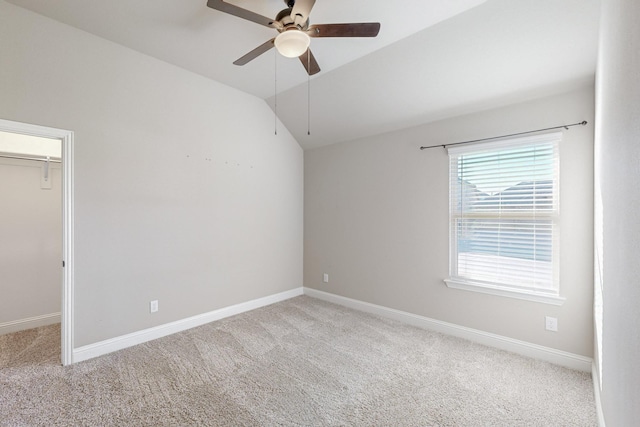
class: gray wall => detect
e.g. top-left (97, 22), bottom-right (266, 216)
top-left (305, 87), bottom-right (594, 357)
top-left (594, 0), bottom-right (640, 423)
top-left (0, 158), bottom-right (61, 328)
top-left (0, 1), bottom-right (303, 347)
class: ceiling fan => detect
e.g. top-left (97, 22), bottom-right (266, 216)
top-left (206, 0), bottom-right (381, 75)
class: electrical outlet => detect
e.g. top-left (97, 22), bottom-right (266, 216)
top-left (323, 273), bottom-right (329, 283)
top-left (545, 316), bottom-right (558, 332)
top-left (150, 300), bottom-right (159, 313)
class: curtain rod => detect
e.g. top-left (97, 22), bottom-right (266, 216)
top-left (419, 120), bottom-right (588, 151)
top-left (0, 154), bottom-right (61, 163)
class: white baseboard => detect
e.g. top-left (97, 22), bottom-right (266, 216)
top-left (73, 287), bottom-right (304, 364)
top-left (304, 288), bottom-right (593, 372)
top-left (0, 312), bottom-right (61, 336)
top-left (592, 361), bottom-right (606, 426)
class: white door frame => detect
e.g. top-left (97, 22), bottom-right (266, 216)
top-left (0, 118), bottom-right (74, 365)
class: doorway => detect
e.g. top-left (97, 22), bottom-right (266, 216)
top-left (0, 119), bottom-right (74, 366)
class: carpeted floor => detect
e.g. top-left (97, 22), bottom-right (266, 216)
top-left (0, 296), bottom-right (596, 426)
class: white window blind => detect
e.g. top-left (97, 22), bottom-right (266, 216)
top-left (446, 133), bottom-right (561, 300)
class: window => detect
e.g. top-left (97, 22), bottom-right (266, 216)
top-left (445, 133), bottom-right (564, 305)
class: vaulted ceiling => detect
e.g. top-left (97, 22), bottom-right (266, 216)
top-left (6, 0), bottom-right (601, 149)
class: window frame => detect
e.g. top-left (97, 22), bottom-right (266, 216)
top-left (444, 132), bottom-right (565, 306)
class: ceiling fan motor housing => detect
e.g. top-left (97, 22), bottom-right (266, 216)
top-left (275, 8), bottom-right (308, 31)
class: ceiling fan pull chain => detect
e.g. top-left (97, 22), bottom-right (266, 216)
top-left (307, 49), bottom-right (311, 136)
top-left (274, 48), bottom-right (278, 136)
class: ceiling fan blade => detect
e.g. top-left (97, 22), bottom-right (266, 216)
top-left (207, 0), bottom-right (274, 28)
top-left (233, 38), bottom-right (275, 66)
top-left (307, 23), bottom-right (381, 38)
top-left (291, 0), bottom-right (316, 26)
top-left (298, 49), bottom-right (321, 76)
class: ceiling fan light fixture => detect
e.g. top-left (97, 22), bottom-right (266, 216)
top-left (274, 30), bottom-right (310, 58)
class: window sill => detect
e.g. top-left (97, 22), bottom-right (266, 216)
top-left (444, 279), bottom-right (566, 306)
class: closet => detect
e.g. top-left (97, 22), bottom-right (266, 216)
top-left (0, 131), bottom-right (62, 335)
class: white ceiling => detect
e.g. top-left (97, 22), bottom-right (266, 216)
top-left (6, 0), bottom-right (601, 149)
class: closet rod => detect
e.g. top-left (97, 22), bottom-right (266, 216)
top-left (0, 154), bottom-right (61, 163)
top-left (419, 120), bottom-right (588, 150)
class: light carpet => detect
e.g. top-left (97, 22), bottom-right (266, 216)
top-left (0, 296), bottom-right (596, 426)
